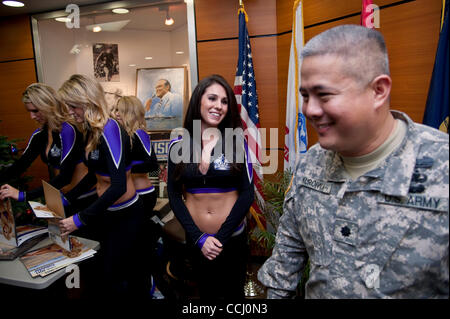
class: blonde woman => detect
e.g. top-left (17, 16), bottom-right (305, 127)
top-left (57, 74), bottom-right (148, 296)
top-left (113, 96), bottom-right (158, 216)
top-left (0, 83), bottom-right (87, 210)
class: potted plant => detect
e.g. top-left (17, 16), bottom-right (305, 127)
top-left (250, 169), bottom-right (310, 298)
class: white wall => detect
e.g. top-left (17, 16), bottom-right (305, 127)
top-left (38, 19), bottom-right (190, 98)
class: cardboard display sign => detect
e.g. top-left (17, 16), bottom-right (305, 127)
top-left (28, 181), bottom-right (72, 251)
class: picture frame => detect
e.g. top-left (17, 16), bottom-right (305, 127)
top-left (93, 43), bottom-right (120, 82)
top-left (136, 66), bottom-right (188, 132)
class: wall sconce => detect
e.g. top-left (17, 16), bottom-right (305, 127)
top-left (165, 11), bottom-right (174, 26)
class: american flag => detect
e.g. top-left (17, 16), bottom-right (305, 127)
top-left (234, 8), bottom-right (266, 230)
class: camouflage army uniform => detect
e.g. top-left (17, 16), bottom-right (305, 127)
top-left (258, 111), bottom-right (449, 298)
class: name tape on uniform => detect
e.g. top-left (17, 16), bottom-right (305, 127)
top-left (379, 194), bottom-right (449, 212)
top-left (300, 177), bottom-right (332, 194)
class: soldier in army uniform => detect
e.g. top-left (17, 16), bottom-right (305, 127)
top-left (258, 25), bottom-right (449, 298)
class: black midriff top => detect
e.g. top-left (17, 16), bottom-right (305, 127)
top-left (167, 136), bottom-right (254, 246)
top-left (130, 129), bottom-right (158, 174)
top-left (65, 119), bottom-right (133, 225)
top-left (0, 122), bottom-right (84, 200)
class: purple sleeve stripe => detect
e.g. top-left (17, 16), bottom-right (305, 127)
top-left (186, 187), bottom-right (237, 194)
top-left (73, 213), bottom-right (84, 228)
top-left (136, 129), bottom-right (152, 156)
top-left (102, 119), bottom-right (122, 169)
top-left (60, 122), bottom-right (76, 163)
top-left (18, 191), bottom-right (25, 202)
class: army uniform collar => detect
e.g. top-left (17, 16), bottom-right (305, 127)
top-left (321, 111), bottom-right (419, 197)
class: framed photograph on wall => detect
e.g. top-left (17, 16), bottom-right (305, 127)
top-left (93, 43), bottom-right (120, 82)
top-left (136, 66), bottom-right (187, 131)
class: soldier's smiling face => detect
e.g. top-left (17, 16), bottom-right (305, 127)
top-left (300, 54), bottom-right (378, 156)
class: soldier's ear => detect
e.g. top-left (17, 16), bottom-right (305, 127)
top-left (371, 75), bottom-right (391, 110)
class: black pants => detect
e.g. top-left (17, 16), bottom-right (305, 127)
top-left (187, 230), bottom-right (249, 300)
top-left (139, 190), bottom-right (157, 218)
top-left (97, 197), bottom-right (150, 297)
top-left (139, 190), bottom-right (166, 297)
top-left (65, 193), bottom-right (101, 241)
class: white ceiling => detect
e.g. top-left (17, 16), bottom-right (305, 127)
top-left (80, 3), bottom-right (187, 32)
top-left (0, 0), bottom-right (188, 31)
top-left (0, 0), bottom-right (111, 17)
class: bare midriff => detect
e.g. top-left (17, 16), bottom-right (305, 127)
top-left (96, 170), bottom-right (136, 205)
top-left (185, 190), bottom-right (238, 234)
top-left (59, 162), bottom-right (91, 194)
top-left (132, 172), bottom-right (153, 190)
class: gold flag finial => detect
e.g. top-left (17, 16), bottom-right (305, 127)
top-left (238, 0), bottom-right (248, 22)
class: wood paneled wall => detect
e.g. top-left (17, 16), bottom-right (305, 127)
top-left (195, 0), bottom-right (442, 176)
top-left (0, 15), bottom-right (46, 188)
top-left (0, 0), bottom-right (442, 185)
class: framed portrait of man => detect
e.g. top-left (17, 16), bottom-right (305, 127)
top-left (136, 66), bottom-right (187, 132)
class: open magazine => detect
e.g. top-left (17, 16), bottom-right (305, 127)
top-left (28, 181), bottom-right (72, 251)
top-left (19, 237), bottom-right (96, 278)
top-left (0, 198), bottom-right (48, 260)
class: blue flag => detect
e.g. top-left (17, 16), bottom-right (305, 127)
top-left (423, 2), bottom-right (449, 133)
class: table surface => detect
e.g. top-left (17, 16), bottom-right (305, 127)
top-left (0, 198), bottom-right (168, 291)
top-left (0, 236), bottom-right (100, 290)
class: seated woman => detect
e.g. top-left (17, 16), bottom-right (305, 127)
top-left (58, 74), bottom-right (148, 297)
top-left (167, 74), bottom-right (254, 299)
top-left (0, 83), bottom-right (91, 213)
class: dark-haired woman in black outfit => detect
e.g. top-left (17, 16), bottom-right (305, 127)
top-left (167, 74), bottom-right (254, 299)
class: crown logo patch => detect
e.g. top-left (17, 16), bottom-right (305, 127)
top-left (213, 154), bottom-right (231, 170)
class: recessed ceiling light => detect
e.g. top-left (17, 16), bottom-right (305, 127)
top-left (129, 64), bottom-right (136, 67)
top-left (2, 1), bottom-right (24, 7)
top-left (144, 57), bottom-right (153, 60)
top-left (175, 51), bottom-right (184, 55)
top-left (92, 26), bottom-right (102, 32)
top-left (55, 17), bottom-right (71, 23)
top-left (86, 20), bottom-right (130, 32)
top-left (112, 8), bottom-right (129, 14)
